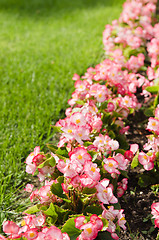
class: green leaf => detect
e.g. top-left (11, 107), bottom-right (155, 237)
top-left (47, 144), bottom-right (58, 152)
top-left (112, 202), bottom-right (121, 210)
top-left (115, 149), bottom-right (125, 155)
top-left (144, 107), bottom-right (154, 117)
top-left (149, 226), bottom-right (155, 233)
top-left (61, 217), bottom-right (82, 238)
top-left (131, 151), bottom-right (139, 168)
top-left (43, 203), bottom-right (57, 217)
top-left (112, 111), bottom-right (122, 118)
top-left (87, 151), bottom-right (98, 162)
top-left (84, 205), bottom-right (102, 215)
top-left (82, 187), bottom-right (97, 195)
top-left (129, 108), bottom-right (134, 114)
top-left (108, 130), bottom-right (116, 139)
top-left (119, 170), bottom-right (129, 178)
top-left (75, 100), bottom-right (85, 105)
top-left (156, 152), bottom-right (159, 160)
top-left (51, 176), bottom-right (71, 203)
top-left (100, 101), bottom-right (108, 110)
top-left (100, 218), bottom-right (109, 231)
top-left (102, 112), bottom-right (111, 123)
top-left (47, 144), bottom-right (67, 160)
top-left (51, 125), bottom-right (62, 133)
top-left (38, 156), bottom-right (56, 168)
top-left (54, 205), bottom-right (68, 223)
top-left (56, 147), bottom-right (69, 158)
top-left (138, 174), bottom-right (153, 187)
top-left (24, 205), bottom-right (40, 214)
top-left (116, 134), bottom-right (129, 150)
top-left (154, 95), bottom-right (159, 108)
top-left (84, 141), bottom-right (93, 147)
top-left (43, 203), bottom-right (58, 224)
top-left (146, 86), bottom-right (159, 94)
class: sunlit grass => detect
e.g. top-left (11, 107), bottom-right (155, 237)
top-left (0, 0), bottom-right (124, 229)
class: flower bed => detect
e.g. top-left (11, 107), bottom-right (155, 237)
top-left (1, 0), bottom-right (159, 239)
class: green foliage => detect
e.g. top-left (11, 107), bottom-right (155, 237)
top-left (51, 176), bottom-right (71, 203)
top-left (146, 86), bottom-right (159, 94)
top-left (38, 156), bottom-right (56, 168)
top-left (24, 204), bottom-right (40, 214)
top-left (131, 151), bottom-right (139, 169)
top-left (144, 107), bottom-right (154, 117)
top-left (43, 203), bottom-right (58, 224)
top-left (138, 171), bottom-right (159, 188)
top-left (83, 205), bottom-right (103, 215)
top-left (61, 217), bottom-right (82, 239)
top-left (82, 187), bottom-right (97, 195)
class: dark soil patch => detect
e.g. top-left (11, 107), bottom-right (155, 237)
top-left (118, 97), bottom-right (159, 239)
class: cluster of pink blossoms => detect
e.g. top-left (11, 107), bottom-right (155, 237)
top-left (138, 104), bottom-right (159, 171)
top-left (1, 0), bottom-right (159, 239)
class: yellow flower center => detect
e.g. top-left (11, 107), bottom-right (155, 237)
top-left (108, 162), bottom-right (113, 167)
top-left (98, 94), bottom-right (102, 98)
top-left (29, 232), bottom-right (35, 238)
top-left (103, 189), bottom-right (107, 193)
top-left (120, 217), bottom-right (125, 221)
top-left (76, 119), bottom-right (81, 124)
top-left (78, 133), bottom-right (82, 137)
top-left (143, 155), bottom-right (147, 160)
top-left (152, 121), bottom-right (156, 126)
top-left (91, 167), bottom-right (96, 172)
top-left (86, 228), bottom-right (92, 234)
top-left (67, 129), bottom-right (72, 133)
top-left (21, 220), bottom-right (26, 226)
top-left (78, 155), bottom-right (82, 160)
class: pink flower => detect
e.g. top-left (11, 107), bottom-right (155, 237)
top-left (103, 158), bottom-right (120, 175)
top-left (90, 215), bottom-right (103, 231)
top-left (75, 216), bottom-right (86, 229)
top-left (84, 162), bottom-right (100, 181)
top-left (107, 102), bottom-right (115, 112)
top-left (96, 179), bottom-right (118, 204)
top-left (3, 221), bottom-right (20, 239)
top-left (80, 222), bottom-right (98, 240)
top-left (155, 105), bottom-right (159, 119)
top-left (124, 150), bottom-right (134, 161)
top-left (24, 184), bottom-right (34, 192)
top-left (0, 235), bottom-right (6, 240)
top-left (117, 209), bottom-right (126, 230)
top-left (113, 153), bottom-right (128, 170)
top-left (80, 174), bottom-right (97, 188)
top-left (26, 146), bottom-right (40, 164)
top-left (138, 152), bottom-right (154, 170)
top-left (70, 112), bottom-right (86, 126)
top-left (23, 228), bottom-right (38, 239)
top-left (147, 66), bottom-right (155, 80)
top-left (151, 202), bottom-right (159, 228)
top-left (151, 202), bottom-right (159, 219)
top-left (72, 73), bottom-right (80, 81)
top-left (69, 147), bottom-right (92, 165)
top-left (147, 117), bottom-right (159, 134)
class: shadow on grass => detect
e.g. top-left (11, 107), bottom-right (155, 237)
top-left (0, 0), bottom-right (124, 18)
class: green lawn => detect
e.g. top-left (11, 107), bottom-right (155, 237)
top-left (0, 0), bottom-right (124, 229)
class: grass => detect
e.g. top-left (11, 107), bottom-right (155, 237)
top-left (0, 0), bottom-right (125, 229)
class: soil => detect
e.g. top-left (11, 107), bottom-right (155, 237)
top-left (118, 103), bottom-right (159, 239)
